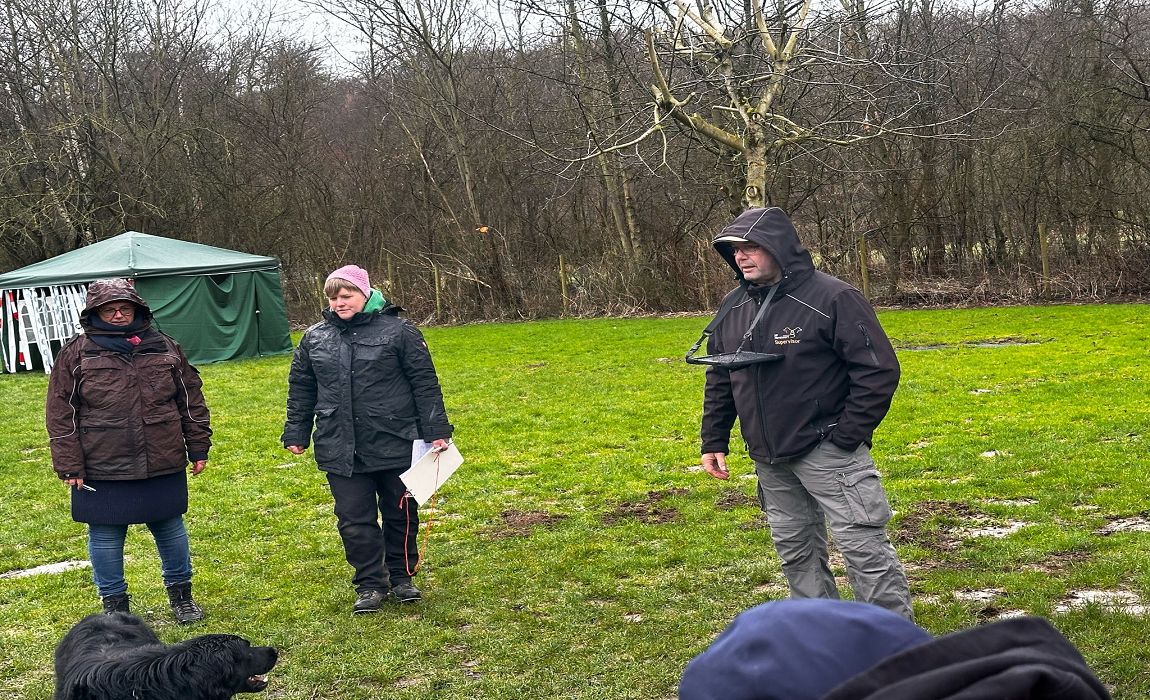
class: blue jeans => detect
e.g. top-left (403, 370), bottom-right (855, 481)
top-left (87, 516), bottom-right (193, 597)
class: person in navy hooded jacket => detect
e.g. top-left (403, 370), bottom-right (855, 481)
top-left (679, 599), bottom-right (1111, 700)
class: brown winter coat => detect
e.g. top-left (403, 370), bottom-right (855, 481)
top-left (45, 281), bottom-right (211, 480)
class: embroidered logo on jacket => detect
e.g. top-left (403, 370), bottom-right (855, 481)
top-left (773, 327), bottom-right (803, 345)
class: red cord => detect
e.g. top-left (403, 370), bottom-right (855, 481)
top-left (401, 451), bottom-right (442, 577)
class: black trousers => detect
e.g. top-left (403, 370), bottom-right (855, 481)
top-left (326, 469), bottom-right (419, 593)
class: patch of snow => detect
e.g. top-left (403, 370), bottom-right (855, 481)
top-left (0, 560), bottom-right (90, 579)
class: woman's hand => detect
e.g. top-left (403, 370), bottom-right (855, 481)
top-left (64, 477), bottom-right (86, 490)
top-left (430, 439), bottom-right (450, 453)
top-left (286, 445), bottom-right (307, 455)
top-left (191, 460), bottom-right (207, 476)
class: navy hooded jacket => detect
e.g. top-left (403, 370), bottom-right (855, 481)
top-left (679, 599), bottom-right (932, 700)
top-left (700, 207), bottom-right (900, 463)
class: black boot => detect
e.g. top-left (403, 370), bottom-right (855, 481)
top-left (102, 593), bottom-right (131, 614)
top-left (166, 582), bottom-right (205, 624)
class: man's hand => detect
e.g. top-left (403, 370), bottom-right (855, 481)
top-left (191, 460), bottom-right (207, 476)
top-left (430, 439), bottom-right (450, 453)
top-left (286, 445), bottom-right (307, 455)
top-left (701, 452), bottom-right (729, 480)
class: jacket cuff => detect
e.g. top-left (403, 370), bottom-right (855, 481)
top-left (701, 440), bottom-right (730, 455)
top-left (188, 452), bottom-right (209, 462)
top-left (829, 433), bottom-right (863, 452)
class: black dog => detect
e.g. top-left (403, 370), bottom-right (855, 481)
top-left (54, 612), bottom-right (278, 700)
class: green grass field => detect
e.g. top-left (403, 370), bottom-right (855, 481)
top-left (2, 304), bottom-right (1149, 698)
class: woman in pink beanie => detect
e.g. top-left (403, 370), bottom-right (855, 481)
top-left (282, 265), bottom-right (453, 613)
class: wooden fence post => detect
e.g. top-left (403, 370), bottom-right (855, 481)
top-left (1038, 222), bottom-right (1050, 296)
top-left (432, 262), bottom-right (442, 320)
top-left (559, 255), bottom-right (569, 315)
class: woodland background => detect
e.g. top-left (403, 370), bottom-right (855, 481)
top-left (2, 0), bottom-right (1149, 324)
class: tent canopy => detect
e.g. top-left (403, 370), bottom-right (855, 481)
top-left (0, 231), bottom-right (293, 367)
top-left (0, 231), bottom-right (278, 287)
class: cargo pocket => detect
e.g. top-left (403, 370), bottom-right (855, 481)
top-left (837, 468), bottom-right (893, 526)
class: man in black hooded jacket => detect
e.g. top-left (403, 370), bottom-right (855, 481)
top-left (697, 207), bottom-right (913, 619)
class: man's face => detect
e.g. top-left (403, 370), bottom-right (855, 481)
top-left (328, 288), bottom-right (367, 320)
top-left (731, 242), bottom-right (782, 285)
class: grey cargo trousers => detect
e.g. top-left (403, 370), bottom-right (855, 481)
top-left (755, 439), bottom-right (913, 620)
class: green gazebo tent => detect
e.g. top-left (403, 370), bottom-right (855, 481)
top-left (0, 231), bottom-right (293, 369)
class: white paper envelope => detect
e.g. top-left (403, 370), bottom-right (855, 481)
top-left (400, 442), bottom-right (463, 505)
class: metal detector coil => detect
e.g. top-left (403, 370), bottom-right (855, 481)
top-left (685, 283), bottom-right (782, 370)
top-left (685, 350), bottom-right (783, 370)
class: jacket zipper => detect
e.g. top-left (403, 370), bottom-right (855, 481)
top-left (752, 295), bottom-right (775, 463)
top-left (858, 322), bottom-right (880, 365)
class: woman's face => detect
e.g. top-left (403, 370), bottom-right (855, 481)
top-left (95, 301), bottom-right (137, 327)
top-left (328, 288), bottom-right (367, 320)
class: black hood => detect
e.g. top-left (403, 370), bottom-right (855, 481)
top-left (712, 207), bottom-right (815, 291)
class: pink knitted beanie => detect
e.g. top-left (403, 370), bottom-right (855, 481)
top-left (326, 265), bottom-right (371, 297)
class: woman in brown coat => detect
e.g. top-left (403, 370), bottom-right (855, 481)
top-left (46, 278), bottom-right (212, 623)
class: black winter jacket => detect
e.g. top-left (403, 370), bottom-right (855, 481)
top-left (701, 207), bottom-right (900, 463)
top-left (282, 304), bottom-right (453, 476)
top-left (822, 616), bottom-right (1111, 699)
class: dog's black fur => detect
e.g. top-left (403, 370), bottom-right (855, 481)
top-left (54, 612), bottom-right (278, 700)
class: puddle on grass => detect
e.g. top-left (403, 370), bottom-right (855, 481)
top-left (1055, 590), bottom-right (1150, 616)
top-left (602, 489), bottom-right (686, 525)
top-left (1094, 516), bottom-right (1150, 535)
top-left (902, 338), bottom-right (1039, 351)
top-left (0, 560), bottom-right (90, 579)
top-left (959, 520), bottom-right (1029, 538)
top-left (489, 509), bottom-right (568, 538)
top-left (955, 588), bottom-right (1007, 603)
top-left (984, 498), bottom-right (1038, 506)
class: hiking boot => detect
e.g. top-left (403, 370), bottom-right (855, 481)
top-left (353, 589), bottom-right (387, 614)
top-left (166, 582), bottom-right (205, 624)
top-left (391, 582), bottom-right (422, 603)
top-left (101, 593), bottom-right (131, 614)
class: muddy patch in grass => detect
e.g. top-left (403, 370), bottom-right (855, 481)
top-left (895, 500), bottom-right (1034, 548)
top-left (488, 509), bottom-right (568, 538)
top-left (893, 500), bottom-right (981, 550)
top-left (716, 490), bottom-right (759, 510)
top-left (1025, 548), bottom-right (1092, 574)
top-left (602, 488), bottom-right (687, 525)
